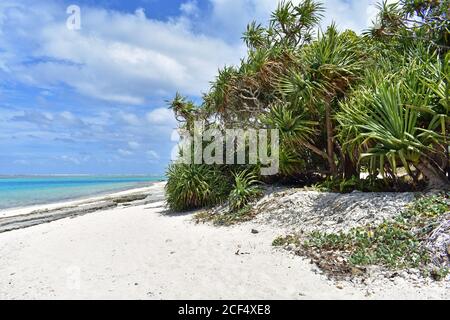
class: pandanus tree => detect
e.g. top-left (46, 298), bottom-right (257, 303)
top-left (204, 0), bottom-right (324, 127)
top-left (338, 52), bottom-right (449, 188)
top-left (203, 47), bottom-right (301, 127)
top-left (280, 25), bottom-right (367, 176)
top-left (165, 0), bottom-right (449, 213)
top-left (242, 0), bottom-right (324, 50)
top-left (369, 0), bottom-right (449, 54)
top-left (168, 93), bottom-right (204, 131)
top-left (260, 103), bottom-right (320, 176)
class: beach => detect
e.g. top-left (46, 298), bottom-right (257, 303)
top-left (0, 182), bottom-right (448, 300)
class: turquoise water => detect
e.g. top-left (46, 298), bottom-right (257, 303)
top-left (0, 176), bottom-right (164, 210)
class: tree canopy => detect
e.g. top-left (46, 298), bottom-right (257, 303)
top-left (166, 0), bottom-right (449, 211)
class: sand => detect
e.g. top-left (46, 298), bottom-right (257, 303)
top-left (0, 183), bottom-right (448, 300)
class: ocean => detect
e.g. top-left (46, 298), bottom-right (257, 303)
top-left (0, 175), bottom-right (164, 210)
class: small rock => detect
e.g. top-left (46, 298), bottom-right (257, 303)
top-left (336, 284), bottom-right (344, 289)
top-left (286, 244), bottom-right (296, 251)
top-left (251, 229), bottom-right (259, 234)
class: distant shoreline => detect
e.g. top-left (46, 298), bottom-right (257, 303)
top-left (0, 176), bottom-right (166, 211)
top-left (0, 182), bottom-right (166, 229)
top-left (0, 174), bottom-right (164, 177)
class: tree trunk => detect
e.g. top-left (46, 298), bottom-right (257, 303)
top-left (343, 154), bottom-right (359, 179)
top-left (325, 103), bottom-right (338, 176)
top-left (302, 141), bottom-right (329, 160)
top-left (416, 160), bottom-right (449, 190)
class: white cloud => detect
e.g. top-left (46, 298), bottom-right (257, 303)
top-left (0, 0), bottom-right (382, 108)
top-left (146, 150), bottom-right (160, 160)
top-left (180, 1), bottom-right (200, 16)
top-left (118, 149), bottom-right (133, 156)
top-left (206, 0), bottom-right (380, 38)
top-left (320, 0), bottom-right (380, 32)
top-left (146, 108), bottom-right (176, 126)
top-left (135, 8), bottom-right (146, 20)
top-left (60, 111), bottom-right (77, 122)
top-left (119, 112), bottom-right (142, 126)
top-left (128, 141), bottom-right (140, 149)
top-left (0, 1), bottom-right (245, 105)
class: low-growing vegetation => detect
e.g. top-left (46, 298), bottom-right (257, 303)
top-left (165, 164), bottom-right (231, 211)
top-left (273, 193), bottom-right (450, 280)
top-left (194, 206), bottom-right (257, 226)
top-left (190, 170), bottom-right (264, 225)
top-left (228, 170), bottom-right (263, 212)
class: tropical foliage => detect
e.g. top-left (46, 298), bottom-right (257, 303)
top-left (165, 164), bottom-right (230, 211)
top-left (166, 0), bottom-right (449, 211)
top-left (228, 170), bottom-right (262, 212)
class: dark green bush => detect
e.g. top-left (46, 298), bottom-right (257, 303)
top-left (165, 164), bottom-right (231, 211)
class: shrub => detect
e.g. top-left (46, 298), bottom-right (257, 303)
top-left (228, 169), bottom-right (262, 212)
top-left (165, 164), bottom-right (231, 211)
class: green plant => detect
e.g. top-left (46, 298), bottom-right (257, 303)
top-left (194, 206), bottom-right (256, 226)
top-left (307, 222), bottom-right (428, 268)
top-left (261, 103), bottom-right (318, 146)
top-left (272, 235), bottom-right (301, 247)
top-left (228, 169), bottom-right (263, 212)
top-left (166, 0), bottom-right (449, 206)
top-left (301, 193), bottom-right (449, 274)
top-left (313, 176), bottom-right (386, 193)
top-left (430, 268), bottom-right (450, 281)
top-left (165, 164), bottom-right (231, 211)
top-left (338, 57), bottom-right (449, 188)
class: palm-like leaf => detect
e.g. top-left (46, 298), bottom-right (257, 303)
top-left (168, 93), bottom-right (197, 128)
top-left (261, 103), bottom-right (318, 145)
top-left (340, 83), bottom-right (443, 177)
top-left (166, 164), bottom-right (230, 211)
top-left (228, 169), bottom-right (262, 212)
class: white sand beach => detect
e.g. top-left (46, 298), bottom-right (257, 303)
top-left (0, 182), bottom-right (448, 300)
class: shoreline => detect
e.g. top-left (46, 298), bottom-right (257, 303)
top-left (0, 182), bottom-right (166, 234)
top-left (0, 182), bottom-right (166, 219)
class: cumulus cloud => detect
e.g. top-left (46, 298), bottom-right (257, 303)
top-left (180, 1), bottom-right (200, 17)
top-left (146, 107), bottom-right (176, 126)
top-left (0, 1), bottom-right (245, 105)
top-left (204, 0), bottom-right (380, 40)
top-left (0, 0), bottom-right (384, 175)
top-left (119, 112), bottom-right (142, 126)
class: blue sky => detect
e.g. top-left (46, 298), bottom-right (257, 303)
top-left (0, 0), bottom-right (381, 175)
